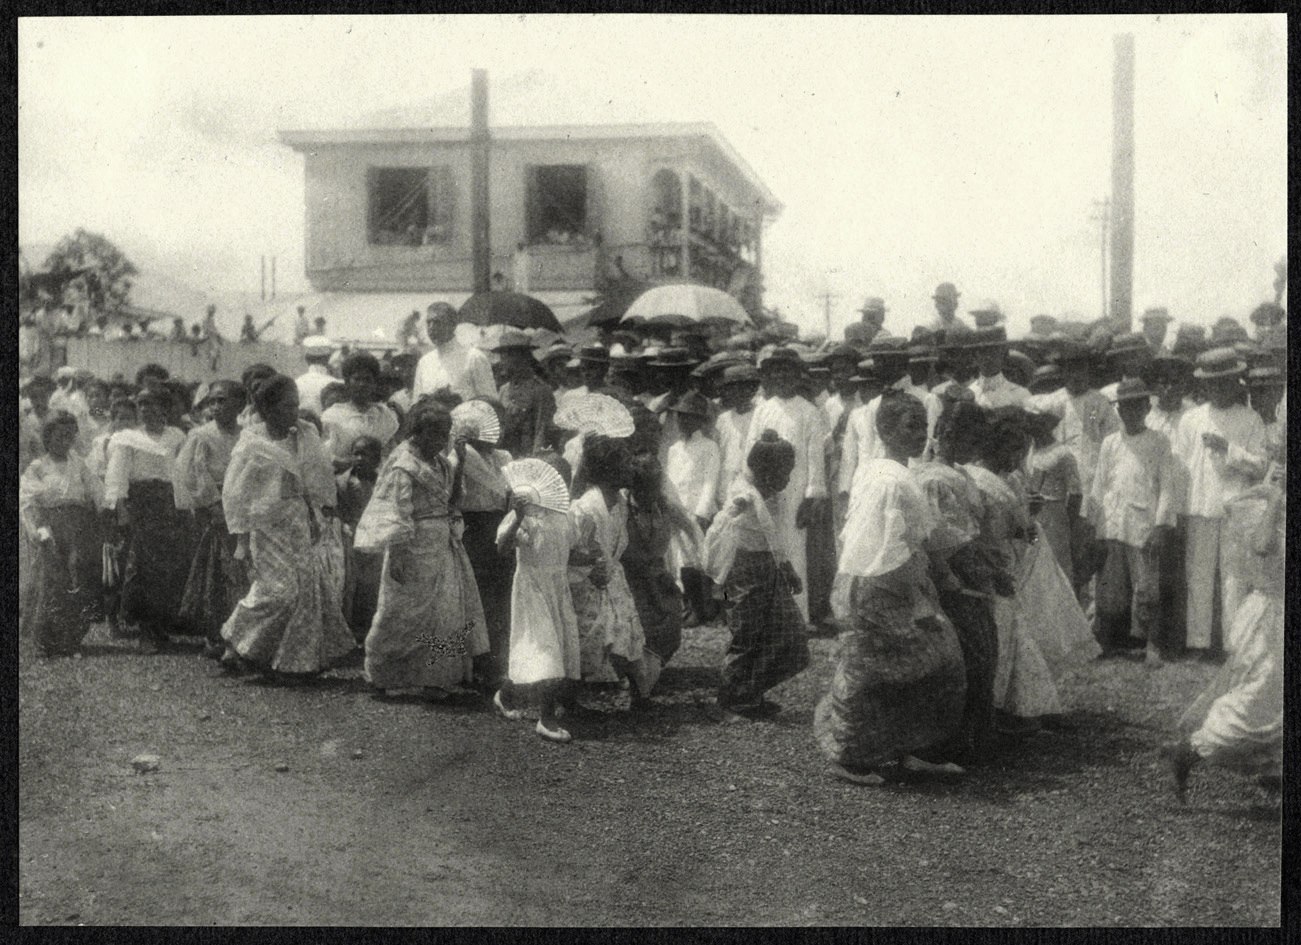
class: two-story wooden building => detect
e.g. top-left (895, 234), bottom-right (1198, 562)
top-left (278, 117), bottom-right (782, 338)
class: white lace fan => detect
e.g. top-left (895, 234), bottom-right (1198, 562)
top-left (553, 392), bottom-right (635, 438)
top-left (502, 458), bottom-right (571, 514)
top-left (451, 400), bottom-right (501, 445)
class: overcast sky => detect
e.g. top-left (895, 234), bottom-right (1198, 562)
top-left (18, 13), bottom-right (1287, 339)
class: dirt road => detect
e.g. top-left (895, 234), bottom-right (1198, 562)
top-left (18, 624), bottom-right (1280, 926)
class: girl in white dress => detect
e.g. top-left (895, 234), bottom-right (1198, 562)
top-left (493, 462), bottom-right (582, 743)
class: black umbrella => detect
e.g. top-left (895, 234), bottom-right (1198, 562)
top-left (580, 280), bottom-right (652, 330)
top-left (458, 291), bottom-right (562, 333)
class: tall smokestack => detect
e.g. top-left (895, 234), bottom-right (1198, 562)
top-left (471, 69), bottom-right (491, 295)
top-left (1109, 33), bottom-right (1135, 330)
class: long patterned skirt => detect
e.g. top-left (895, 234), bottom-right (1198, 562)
top-left (364, 517), bottom-right (489, 690)
top-left (28, 505), bottom-right (104, 656)
top-left (178, 509), bottom-right (249, 645)
top-left (718, 550), bottom-right (810, 709)
top-left (814, 559), bottom-right (967, 769)
top-left (221, 509), bottom-right (356, 675)
top-left (121, 480), bottom-right (193, 639)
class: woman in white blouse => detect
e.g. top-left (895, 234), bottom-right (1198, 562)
top-left (103, 388), bottom-right (189, 652)
top-left (20, 412), bottom-right (104, 657)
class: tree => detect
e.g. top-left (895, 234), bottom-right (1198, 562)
top-left (42, 229), bottom-right (138, 313)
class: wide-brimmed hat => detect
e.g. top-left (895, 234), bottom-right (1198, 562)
top-left (719, 363), bottom-right (760, 386)
top-left (1210, 317), bottom-right (1250, 345)
top-left (490, 330), bottom-right (536, 352)
top-left (932, 282), bottom-right (960, 302)
top-left (1140, 307), bottom-right (1173, 324)
top-left (647, 347), bottom-right (701, 369)
top-left (1112, 377), bottom-right (1153, 402)
top-left (969, 300), bottom-right (1004, 328)
top-left (937, 322), bottom-right (975, 350)
top-left (577, 344), bottom-right (611, 364)
top-left (851, 359), bottom-right (882, 383)
top-left (668, 391), bottom-right (711, 417)
top-left (866, 334), bottom-right (909, 357)
top-left (1193, 347), bottom-right (1247, 380)
top-left (1029, 363), bottom-right (1063, 392)
top-left (857, 296), bottom-right (888, 317)
top-left (1029, 314), bottom-right (1059, 333)
top-left (1246, 365), bottom-right (1284, 388)
top-left (693, 350), bottom-right (749, 379)
top-left (757, 345), bottom-right (803, 370)
top-left (537, 344), bottom-right (574, 365)
top-left (826, 343), bottom-right (861, 363)
top-left (1107, 332), bottom-right (1149, 357)
top-left (907, 343), bottom-right (939, 364)
top-left (967, 326), bottom-right (1010, 349)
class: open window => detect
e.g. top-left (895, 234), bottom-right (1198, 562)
top-left (368, 166), bottom-right (454, 246)
top-left (526, 165), bottom-right (589, 245)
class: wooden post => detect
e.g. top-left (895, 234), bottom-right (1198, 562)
top-left (471, 69), bottom-right (491, 295)
top-left (1110, 34), bottom-right (1135, 330)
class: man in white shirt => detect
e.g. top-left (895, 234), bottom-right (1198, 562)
top-left (742, 347), bottom-right (829, 622)
top-left (295, 337), bottom-right (337, 417)
top-left (1173, 349), bottom-right (1268, 656)
top-left (714, 363), bottom-right (761, 502)
top-left (1088, 379), bottom-right (1180, 662)
top-left (966, 327), bottom-right (1031, 409)
top-left (412, 302), bottom-right (497, 403)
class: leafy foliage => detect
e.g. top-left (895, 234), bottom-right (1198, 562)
top-left (42, 228), bottom-right (139, 312)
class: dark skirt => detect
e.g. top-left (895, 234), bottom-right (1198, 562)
top-left (718, 550), bottom-right (810, 708)
top-left (624, 513), bottom-right (684, 665)
top-left (120, 480), bottom-right (193, 638)
top-left (341, 534), bottom-right (382, 639)
top-left (805, 510), bottom-right (836, 625)
top-left (462, 510), bottom-right (513, 678)
top-left (178, 509), bottom-right (250, 645)
top-left (814, 560), bottom-right (967, 768)
top-left (28, 505), bottom-right (104, 655)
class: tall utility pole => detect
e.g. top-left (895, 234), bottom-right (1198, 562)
top-left (1109, 33), bottom-right (1135, 329)
top-left (815, 290), bottom-right (840, 339)
top-left (470, 69), bottom-right (491, 295)
top-left (1091, 198), bottom-right (1111, 322)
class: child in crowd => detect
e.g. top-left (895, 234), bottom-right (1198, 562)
top-left (493, 457), bottom-right (581, 743)
top-left (1025, 405), bottom-right (1082, 586)
top-left (566, 435), bottom-right (650, 704)
top-left (1089, 379), bottom-right (1180, 663)
top-left (664, 391), bottom-right (721, 626)
top-left (336, 435), bottom-right (384, 639)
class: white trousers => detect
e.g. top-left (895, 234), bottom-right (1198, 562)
top-left (1184, 515), bottom-right (1245, 652)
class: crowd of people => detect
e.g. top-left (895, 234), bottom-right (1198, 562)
top-left (17, 287), bottom-right (1285, 793)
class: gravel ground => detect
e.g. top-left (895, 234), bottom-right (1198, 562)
top-left (18, 621), bottom-right (1281, 927)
